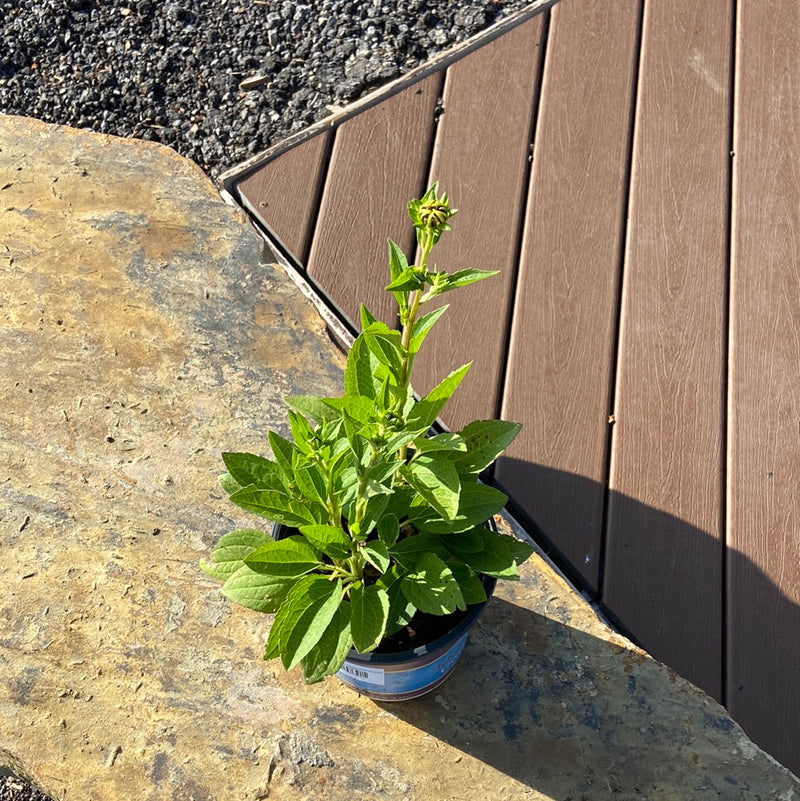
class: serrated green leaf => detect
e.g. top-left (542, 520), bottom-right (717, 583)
top-left (288, 411), bottom-right (316, 455)
top-left (407, 363), bottom-right (471, 429)
top-left (444, 527), bottom-right (532, 579)
top-left (363, 329), bottom-right (403, 373)
top-left (268, 431), bottom-right (297, 480)
top-left (293, 461), bottom-right (327, 507)
top-left (412, 433), bottom-right (467, 455)
top-left (324, 395), bottom-right (375, 425)
top-left (221, 564), bottom-right (292, 613)
top-left (218, 472), bottom-right (243, 496)
top-left (298, 524), bottom-right (352, 559)
top-left (361, 541), bottom-right (390, 573)
top-left (222, 452), bottom-right (288, 493)
top-left (301, 602), bottom-right (353, 683)
top-left (402, 453), bottom-right (460, 521)
top-left (377, 513), bottom-right (399, 548)
top-left (401, 553), bottom-right (464, 614)
top-left (356, 493), bottom-right (391, 540)
top-left (244, 535), bottom-right (323, 578)
top-left (409, 481), bottom-right (507, 533)
top-left (345, 336), bottom-right (380, 400)
top-left (228, 486), bottom-right (320, 527)
top-left (200, 528), bottom-right (272, 580)
top-left (447, 561), bottom-right (487, 605)
top-left (267, 576), bottom-right (343, 670)
top-left (350, 583), bottom-right (390, 653)
top-left (385, 266), bottom-right (423, 292)
top-left (389, 532), bottom-right (450, 570)
top-left (454, 420), bottom-right (522, 474)
top-left (284, 395), bottom-right (340, 424)
top-left (376, 565), bottom-right (416, 635)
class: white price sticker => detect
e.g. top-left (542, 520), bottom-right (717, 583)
top-left (339, 662), bottom-right (386, 686)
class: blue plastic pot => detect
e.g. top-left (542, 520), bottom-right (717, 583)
top-left (336, 570), bottom-right (496, 701)
top-left (271, 521), bottom-right (496, 701)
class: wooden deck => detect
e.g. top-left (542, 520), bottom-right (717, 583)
top-left (220, 0), bottom-right (800, 775)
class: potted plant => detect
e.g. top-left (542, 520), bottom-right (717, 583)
top-left (201, 184), bottom-right (533, 700)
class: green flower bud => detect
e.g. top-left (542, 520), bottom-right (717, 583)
top-left (408, 182), bottom-right (457, 245)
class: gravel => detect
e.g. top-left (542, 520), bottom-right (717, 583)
top-left (0, 0), bottom-right (538, 180)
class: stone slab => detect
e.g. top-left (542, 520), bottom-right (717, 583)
top-left (0, 115), bottom-right (798, 800)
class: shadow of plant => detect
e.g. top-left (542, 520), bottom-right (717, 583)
top-left (377, 591), bottom-right (795, 798)
top-left (490, 458), bottom-right (800, 778)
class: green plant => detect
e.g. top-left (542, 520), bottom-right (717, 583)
top-left (202, 184), bottom-right (532, 683)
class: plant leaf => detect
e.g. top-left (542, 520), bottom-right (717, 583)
top-left (377, 513), bottom-right (399, 548)
top-left (284, 395), bottom-right (340, 424)
top-left (221, 564), bottom-right (293, 613)
top-left (288, 411), bottom-right (316, 455)
top-left (447, 561), bottom-right (488, 605)
top-left (293, 461), bottom-right (328, 507)
top-left (345, 335), bottom-right (380, 400)
top-left (409, 481), bottom-right (508, 533)
top-left (268, 431), bottom-right (297, 481)
top-left (300, 602), bottom-right (353, 683)
top-left (454, 420), bottom-right (522, 474)
top-left (298, 524), bottom-right (352, 560)
top-left (200, 528), bottom-right (272, 580)
top-left (409, 304), bottom-right (449, 355)
top-left (407, 363), bottom-right (471, 429)
top-left (362, 328), bottom-right (403, 374)
top-left (376, 565), bottom-right (416, 635)
top-left (244, 535), bottom-right (323, 578)
top-left (389, 532), bottom-right (450, 570)
top-left (221, 452), bottom-right (288, 492)
top-left (267, 576), bottom-right (343, 670)
top-left (350, 584), bottom-right (390, 653)
top-left (385, 266), bottom-right (423, 292)
top-left (218, 472), bottom-right (243, 496)
top-left (401, 552), bottom-right (464, 614)
top-left (360, 303), bottom-right (377, 330)
top-left (361, 541), bottom-right (390, 573)
top-left (402, 453), bottom-right (460, 521)
top-left (411, 433), bottom-right (467, 455)
top-left (228, 486), bottom-right (320, 527)
top-left (444, 527), bottom-right (533, 579)
top-left (427, 269), bottom-right (499, 298)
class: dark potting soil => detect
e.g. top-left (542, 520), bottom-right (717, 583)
top-left (374, 605), bottom-right (473, 653)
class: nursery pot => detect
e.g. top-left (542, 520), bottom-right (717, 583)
top-left (272, 520), bottom-right (497, 702)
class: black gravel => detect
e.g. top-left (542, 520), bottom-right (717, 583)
top-left (0, 0), bottom-right (537, 180)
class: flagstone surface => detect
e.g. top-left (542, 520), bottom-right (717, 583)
top-left (0, 116), bottom-right (797, 800)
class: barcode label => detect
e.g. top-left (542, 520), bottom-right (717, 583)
top-left (339, 662), bottom-right (385, 686)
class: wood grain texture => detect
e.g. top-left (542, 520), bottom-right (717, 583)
top-left (235, 131), bottom-right (332, 266)
top-left (603, 0), bottom-right (732, 700)
top-left (727, 0), bottom-right (800, 772)
top-left (495, 0), bottom-right (641, 591)
top-left (410, 14), bottom-right (545, 429)
top-left (306, 76), bottom-right (441, 329)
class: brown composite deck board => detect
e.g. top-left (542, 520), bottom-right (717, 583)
top-left (412, 14), bottom-right (546, 426)
top-left (305, 76), bottom-right (441, 329)
top-left (603, 0), bottom-right (732, 701)
top-left (220, 0), bottom-right (800, 775)
top-left (727, 0), bottom-right (800, 769)
top-left (496, 0), bottom-right (641, 591)
top-left (236, 131), bottom-right (332, 267)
